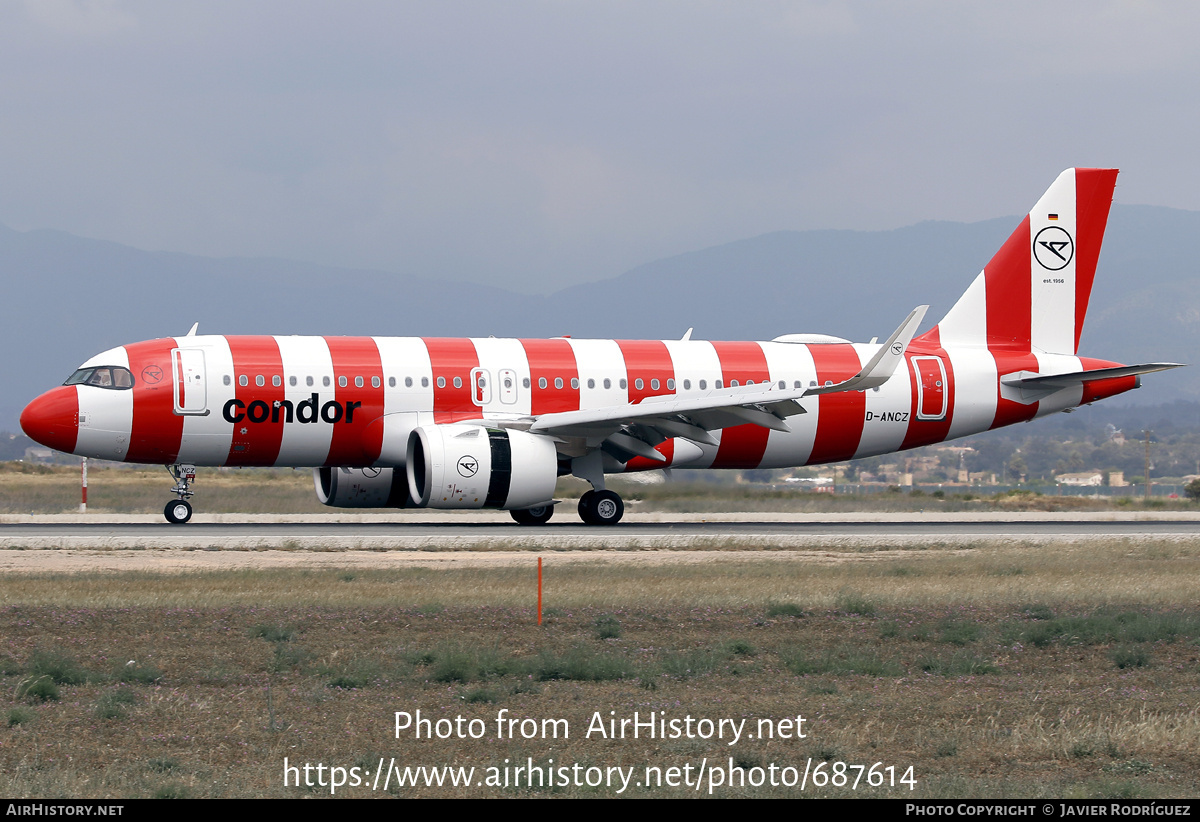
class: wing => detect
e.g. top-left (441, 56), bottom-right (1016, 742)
top-left (520, 306), bottom-right (928, 463)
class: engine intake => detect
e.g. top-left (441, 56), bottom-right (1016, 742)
top-left (406, 424), bottom-right (558, 510)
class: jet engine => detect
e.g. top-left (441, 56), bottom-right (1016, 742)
top-left (406, 424), bottom-right (559, 510)
top-left (313, 466), bottom-right (413, 508)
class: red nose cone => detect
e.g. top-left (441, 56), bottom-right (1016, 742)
top-left (20, 386), bottom-right (79, 454)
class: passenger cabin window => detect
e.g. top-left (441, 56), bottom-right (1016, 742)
top-left (523, 378), bottom-right (531, 389)
top-left (239, 375), bottom-right (249, 387)
top-left (538, 377), bottom-right (547, 389)
top-left (307, 376), bottom-right (314, 387)
top-left (619, 379), bottom-right (627, 389)
top-left (373, 377), bottom-right (381, 388)
top-left (437, 377), bottom-right (446, 388)
top-left (223, 375), bottom-right (231, 386)
top-left (554, 377), bottom-right (563, 389)
top-left (683, 379), bottom-right (691, 390)
top-left (64, 366), bottom-right (134, 390)
top-left (650, 379), bottom-right (659, 390)
top-left (338, 376), bottom-right (348, 388)
top-left (323, 376), bottom-right (331, 387)
top-left (256, 375), bottom-right (265, 387)
top-left (355, 376), bottom-right (364, 388)
top-left (603, 378), bottom-right (610, 389)
top-left (422, 377), bottom-right (429, 388)
top-left (635, 379), bottom-right (644, 390)
top-left (587, 378), bottom-right (594, 389)
top-left (699, 380), bottom-right (707, 389)
top-left (453, 377), bottom-right (462, 389)
top-left (405, 377), bottom-right (413, 388)
top-left (289, 376), bottom-right (297, 387)
top-left (667, 378), bottom-right (675, 390)
top-left (571, 378), bottom-right (579, 389)
top-left (388, 377), bottom-right (396, 388)
top-left (273, 375), bottom-right (282, 387)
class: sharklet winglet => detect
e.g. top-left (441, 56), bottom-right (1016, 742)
top-left (803, 305), bottom-right (928, 397)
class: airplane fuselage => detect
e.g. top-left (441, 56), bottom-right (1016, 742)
top-left (26, 332), bottom-right (1135, 472)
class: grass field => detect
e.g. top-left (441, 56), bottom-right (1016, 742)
top-left (2, 538), bottom-right (1199, 798)
top-left (1, 462), bottom-right (1193, 515)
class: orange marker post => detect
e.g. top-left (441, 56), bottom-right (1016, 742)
top-left (537, 557), bottom-right (543, 626)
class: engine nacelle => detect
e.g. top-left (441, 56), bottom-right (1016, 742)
top-left (313, 467), bottom-right (413, 508)
top-left (406, 424), bottom-right (559, 510)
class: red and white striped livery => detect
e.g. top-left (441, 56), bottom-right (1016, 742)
top-left (20, 169), bottom-right (1181, 524)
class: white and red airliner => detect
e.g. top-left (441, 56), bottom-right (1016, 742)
top-left (20, 169), bottom-right (1181, 524)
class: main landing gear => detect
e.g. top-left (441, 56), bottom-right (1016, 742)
top-left (164, 464), bottom-right (196, 524)
top-left (508, 491), bottom-right (625, 526)
top-left (510, 504), bottom-right (554, 525)
top-left (560, 452), bottom-right (625, 526)
top-left (578, 489), bottom-right (623, 525)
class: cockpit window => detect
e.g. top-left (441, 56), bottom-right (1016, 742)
top-left (64, 366), bottom-right (134, 390)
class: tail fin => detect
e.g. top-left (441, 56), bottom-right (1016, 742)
top-left (923, 168), bottom-right (1118, 355)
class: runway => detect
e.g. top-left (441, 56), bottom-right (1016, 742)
top-left (2, 512), bottom-right (1199, 551)
top-left (1, 512), bottom-right (1197, 574)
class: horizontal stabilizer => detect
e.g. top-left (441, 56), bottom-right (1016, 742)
top-left (1001, 362), bottom-right (1185, 390)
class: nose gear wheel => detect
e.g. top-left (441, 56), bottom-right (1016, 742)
top-left (164, 499), bottom-right (192, 524)
top-left (164, 464), bottom-right (197, 524)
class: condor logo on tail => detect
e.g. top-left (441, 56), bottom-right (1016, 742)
top-left (1034, 225), bottom-right (1074, 270)
top-left (222, 394), bottom-right (362, 424)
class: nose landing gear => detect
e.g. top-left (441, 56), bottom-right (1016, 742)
top-left (164, 464), bottom-right (196, 524)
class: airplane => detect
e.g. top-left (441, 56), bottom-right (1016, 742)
top-left (19, 168), bottom-right (1182, 525)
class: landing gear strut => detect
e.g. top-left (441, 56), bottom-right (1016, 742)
top-left (569, 452), bottom-right (624, 525)
top-left (164, 464), bottom-right (196, 524)
top-left (578, 489), bottom-right (624, 525)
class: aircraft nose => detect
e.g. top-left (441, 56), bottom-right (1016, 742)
top-left (20, 386), bottom-right (79, 454)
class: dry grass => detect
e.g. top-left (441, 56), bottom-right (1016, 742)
top-left (2, 464), bottom-right (1194, 514)
top-left (1, 539), bottom-right (1198, 610)
top-left (2, 539), bottom-right (1200, 798)
top-left (0, 466), bottom-right (324, 515)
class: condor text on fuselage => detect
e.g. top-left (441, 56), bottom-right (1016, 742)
top-left (222, 395), bottom-right (363, 425)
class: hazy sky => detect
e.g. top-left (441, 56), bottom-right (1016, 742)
top-left (2, 1), bottom-right (1198, 293)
